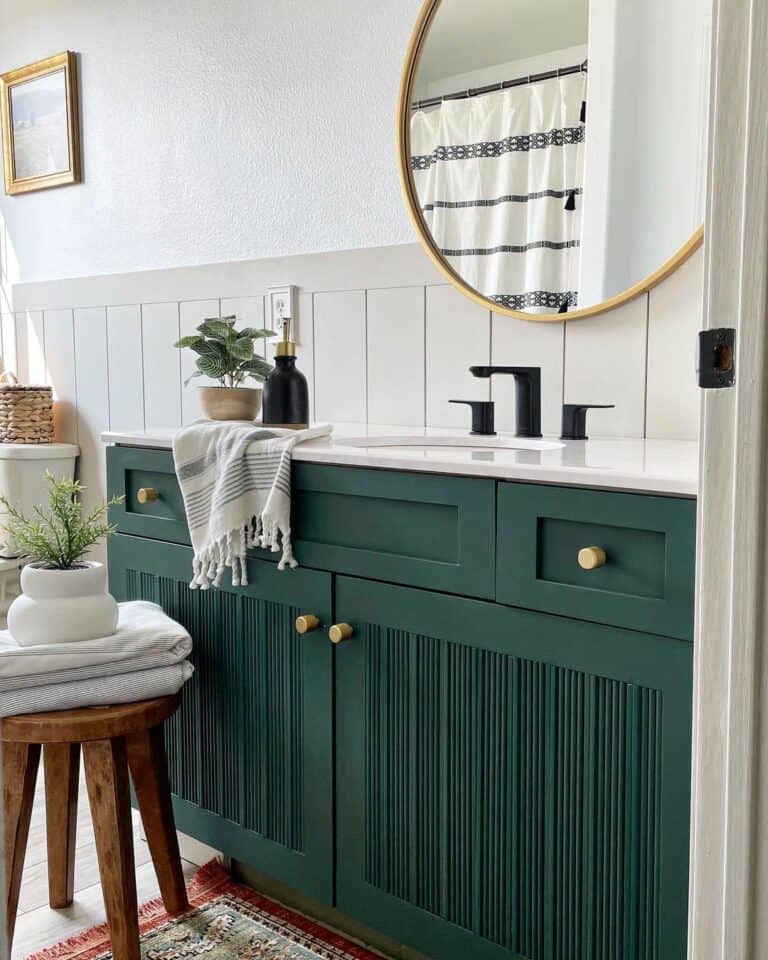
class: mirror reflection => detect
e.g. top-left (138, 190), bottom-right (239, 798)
top-left (408, 0), bottom-right (710, 315)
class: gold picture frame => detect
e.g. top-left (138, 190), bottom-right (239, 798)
top-left (396, 0), bottom-right (704, 323)
top-left (1, 51), bottom-right (81, 196)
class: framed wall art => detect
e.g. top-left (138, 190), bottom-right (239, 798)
top-left (1, 51), bottom-right (81, 195)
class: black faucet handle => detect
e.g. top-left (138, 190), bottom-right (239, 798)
top-left (561, 403), bottom-right (615, 440)
top-left (449, 400), bottom-right (496, 436)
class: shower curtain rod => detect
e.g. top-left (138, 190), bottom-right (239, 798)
top-left (411, 60), bottom-right (588, 111)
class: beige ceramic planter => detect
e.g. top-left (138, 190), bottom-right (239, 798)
top-left (199, 386), bottom-right (262, 421)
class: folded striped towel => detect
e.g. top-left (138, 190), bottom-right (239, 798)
top-left (0, 601), bottom-right (191, 682)
top-left (173, 420), bottom-right (331, 589)
top-left (0, 662), bottom-right (194, 718)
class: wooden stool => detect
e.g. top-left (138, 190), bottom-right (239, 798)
top-left (1, 695), bottom-right (189, 959)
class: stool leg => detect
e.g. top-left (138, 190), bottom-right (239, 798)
top-left (3, 740), bottom-right (41, 949)
top-left (83, 737), bottom-right (140, 960)
top-left (44, 742), bottom-right (80, 908)
top-left (126, 725), bottom-right (189, 914)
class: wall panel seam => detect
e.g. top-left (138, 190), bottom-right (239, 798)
top-left (423, 286), bottom-right (428, 426)
top-left (642, 293), bottom-right (651, 439)
top-left (364, 289), bottom-right (369, 425)
top-left (139, 304), bottom-right (147, 432)
top-left (103, 308), bottom-right (112, 431)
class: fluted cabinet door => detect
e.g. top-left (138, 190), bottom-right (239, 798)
top-left (335, 577), bottom-right (692, 960)
top-left (109, 534), bottom-right (334, 903)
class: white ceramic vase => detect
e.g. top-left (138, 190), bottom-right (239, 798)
top-left (8, 561), bottom-right (119, 647)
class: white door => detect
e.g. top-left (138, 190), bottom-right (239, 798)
top-left (689, 0), bottom-right (768, 956)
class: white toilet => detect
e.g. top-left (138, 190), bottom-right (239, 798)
top-left (0, 442), bottom-right (80, 625)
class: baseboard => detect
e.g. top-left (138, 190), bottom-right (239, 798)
top-left (136, 815), bottom-right (225, 868)
top-left (176, 830), bottom-right (225, 868)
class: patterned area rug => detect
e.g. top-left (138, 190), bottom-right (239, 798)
top-left (29, 860), bottom-right (384, 960)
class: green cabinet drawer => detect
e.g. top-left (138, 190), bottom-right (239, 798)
top-left (496, 483), bottom-right (696, 640)
top-left (292, 463), bottom-right (496, 599)
top-left (108, 533), bottom-right (334, 904)
top-left (107, 449), bottom-right (497, 598)
top-left (108, 446), bottom-right (190, 545)
top-left (335, 577), bottom-right (692, 960)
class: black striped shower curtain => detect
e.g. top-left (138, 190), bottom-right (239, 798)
top-left (411, 73), bottom-right (586, 313)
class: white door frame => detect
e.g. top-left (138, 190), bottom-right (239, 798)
top-left (689, 0), bottom-right (768, 955)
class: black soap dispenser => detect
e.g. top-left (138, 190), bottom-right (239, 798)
top-left (261, 317), bottom-right (309, 429)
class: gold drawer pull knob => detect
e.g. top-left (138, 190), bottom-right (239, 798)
top-left (578, 546), bottom-right (607, 571)
top-left (329, 623), bottom-right (354, 645)
top-left (136, 487), bottom-right (159, 504)
top-left (295, 614), bottom-right (321, 635)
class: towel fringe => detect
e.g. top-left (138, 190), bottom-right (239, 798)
top-left (189, 512), bottom-right (296, 589)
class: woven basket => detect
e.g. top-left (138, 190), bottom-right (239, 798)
top-left (0, 372), bottom-right (54, 444)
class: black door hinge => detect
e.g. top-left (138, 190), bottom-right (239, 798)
top-left (698, 328), bottom-right (735, 388)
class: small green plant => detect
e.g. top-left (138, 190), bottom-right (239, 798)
top-left (175, 315), bottom-right (276, 387)
top-left (0, 474), bottom-right (124, 570)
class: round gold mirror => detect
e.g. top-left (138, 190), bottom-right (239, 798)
top-left (398, 0), bottom-right (708, 322)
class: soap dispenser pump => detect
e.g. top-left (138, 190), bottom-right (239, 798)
top-left (261, 317), bottom-right (309, 429)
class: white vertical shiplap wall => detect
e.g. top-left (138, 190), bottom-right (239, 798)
top-left (564, 296), bottom-right (650, 438)
top-left (106, 305), bottom-right (144, 432)
top-left (142, 302), bottom-right (181, 431)
top-left (426, 285), bottom-right (491, 429)
top-left (5, 242), bottom-right (703, 506)
top-left (367, 287), bottom-right (425, 427)
top-left (314, 290), bottom-right (367, 424)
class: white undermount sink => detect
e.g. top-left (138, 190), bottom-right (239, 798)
top-left (335, 435), bottom-right (565, 452)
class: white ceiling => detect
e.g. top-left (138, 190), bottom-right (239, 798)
top-left (416, 0), bottom-right (590, 85)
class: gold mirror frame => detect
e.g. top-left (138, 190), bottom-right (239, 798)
top-left (397, 0), bottom-right (705, 323)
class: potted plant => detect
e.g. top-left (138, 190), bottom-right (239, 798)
top-left (175, 315), bottom-right (275, 421)
top-left (0, 474), bottom-right (124, 646)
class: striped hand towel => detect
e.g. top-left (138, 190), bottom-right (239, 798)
top-left (0, 661), bottom-right (194, 718)
top-left (0, 601), bottom-right (191, 681)
top-left (173, 421), bottom-right (331, 588)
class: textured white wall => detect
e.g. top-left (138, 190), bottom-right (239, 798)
top-left (0, 0), bottom-right (418, 282)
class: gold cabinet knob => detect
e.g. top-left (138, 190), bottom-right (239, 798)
top-left (329, 623), bottom-right (354, 645)
top-left (578, 546), bottom-right (607, 571)
top-left (295, 614), bottom-right (321, 635)
top-left (136, 487), bottom-right (159, 504)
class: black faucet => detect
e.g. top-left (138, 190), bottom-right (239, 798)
top-left (469, 366), bottom-right (542, 438)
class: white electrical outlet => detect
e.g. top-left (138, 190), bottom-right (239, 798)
top-left (267, 285), bottom-right (298, 340)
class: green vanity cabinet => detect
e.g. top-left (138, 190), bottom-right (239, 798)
top-left (334, 577), bottom-right (692, 960)
top-left (106, 445), bottom-right (695, 960)
top-left (496, 483), bottom-right (697, 641)
top-left (108, 533), bottom-right (334, 904)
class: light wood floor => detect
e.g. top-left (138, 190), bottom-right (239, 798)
top-left (12, 770), bottom-right (197, 960)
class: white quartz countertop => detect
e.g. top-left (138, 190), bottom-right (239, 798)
top-left (101, 424), bottom-right (698, 497)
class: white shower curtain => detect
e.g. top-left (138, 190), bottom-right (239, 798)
top-left (411, 73), bottom-right (586, 313)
